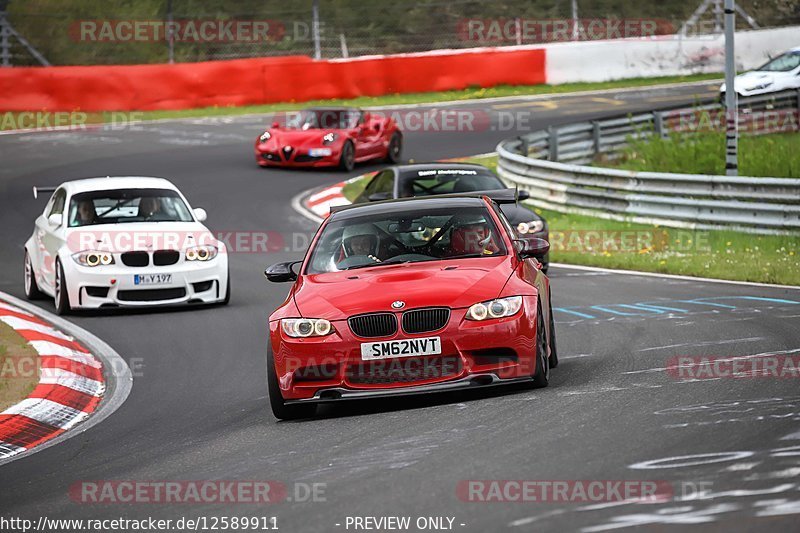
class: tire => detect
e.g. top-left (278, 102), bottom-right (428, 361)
top-left (338, 141), bottom-right (355, 172)
top-left (266, 341), bottom-right (317, 420)
top-left (54, 259), bottom-right (71, 315)
top-left (23, 251), bottom-right (44, 300)
top-left (548, 296), bottom-right (558, 368)
top-left (384, 132), bottom-right (402, 163)
top-left (529, 303), bottom-right (549, 388)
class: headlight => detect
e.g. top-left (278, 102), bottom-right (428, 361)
top-left (747, 82), bottom-right (773, 91)
top-left (259, 131), bottom-right (271, 143)
top-left (465, 296), bottom-right (523, 321)
top-left (72, 251), bottom-right (114, 267)
top-left (322, 132), bottom-right (338, 145)
top-left (185, 245), bottom-right (218, 261)
top-left (517, 220), bottom-right (544, 235)
top-left (281, 318), bottom-right (334, 338)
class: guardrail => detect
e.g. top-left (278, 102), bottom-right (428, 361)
top-left (497, 90), bottom-right (800, 234)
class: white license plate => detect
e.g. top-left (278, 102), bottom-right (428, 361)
top-left (309, 148), bottom-right (332, 157)
top-left (361, 336), bottom-right (442, 361)
top-left (134, 274), bottom-right (173, 286)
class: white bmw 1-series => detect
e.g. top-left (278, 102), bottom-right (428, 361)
top-left (24, 176), bottom-right (229, 314)
top-left (720, 46), bottom-right (800, 97)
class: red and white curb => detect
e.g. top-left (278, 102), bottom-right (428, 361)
top-left (0, 293), bottom-right (131, 465)
top-left (304, 181), bottom-right (351, 220)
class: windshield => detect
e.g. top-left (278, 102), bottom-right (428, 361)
top-left (306, 206), bottom-right (507, 274)
top-left (68, 188), bottom-right (194, 227)
top-left (398, 168), bottom-right (506, 197)
top-left (285, 109), bottom-right (360, 130)
top-left (754, 51), bottom-right (800, 72)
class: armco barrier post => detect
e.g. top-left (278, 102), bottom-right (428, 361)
top-left (548, 126), bottom-right (559, 162)
top-left (592, 121), bottom-right (601, 155)
top-left (654, 112), bottom-right (667, 139)
top-left (519, 136), bottom-right (529, 157)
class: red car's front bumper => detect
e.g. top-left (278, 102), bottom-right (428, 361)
top-left (269, 301), bottom-right (541, 403)
top-left (255, 146), bottom-right (341, 168)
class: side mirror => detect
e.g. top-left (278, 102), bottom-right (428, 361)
top-left (367, 192), bottom-right (391, 202)
top-left (272, 121), bottom-right (280, 129)
top-left (193, 208), bottom-right (208, 222)
top-left (517, 190), bottom-right (530, 201)
top-left (516, 237), bottom-right (550, 260)
top-left (265, 261), bottom-right (299, 283)
top-left (48, 213), bottom-right (62, 227)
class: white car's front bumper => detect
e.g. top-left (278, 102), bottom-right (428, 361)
top-left (62, 254), bottom-right (229, 309)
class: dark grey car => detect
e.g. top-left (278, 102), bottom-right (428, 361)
top-left (353, 163), bottom-right (549, 271)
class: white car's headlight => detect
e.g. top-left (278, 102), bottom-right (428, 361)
top-left (747, 82), bottom-right (773, 91)
top-left (282, 318), bottom-right (334, 338)
top-left (72, 251), bottom-right (114, 267)
top-left (185, 245), bottom-right (218, 261)
top-left (517, 220), bottom-right (544, 235)
top-left (465, 296), bottom-right (523, 321)
top-left (259, 131), bottom-right (271, 142)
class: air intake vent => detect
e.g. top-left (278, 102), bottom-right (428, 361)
top-left (402, 308), bottom-right (450, 334)
top-left (121, 251), bottom-right (149, 267)
top-left (153, 250), bottom-right (180, 266)
top-left (348, 313), bottom-right (398, 338)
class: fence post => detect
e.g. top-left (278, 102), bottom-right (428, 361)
top-left (548, 126), bottom-right (559, 162)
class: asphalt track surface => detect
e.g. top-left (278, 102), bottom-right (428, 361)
top-left (2, 82), bottom-right (800, 532)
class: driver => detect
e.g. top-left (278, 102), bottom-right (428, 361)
top-left (341, 223), bottom-right (383, 262)
top-left (75, 199), bottom-right (97, 226)
top-left (138, 196), bottom-right (162, 219)
top-left (450, 220), bottom-right (499, 256)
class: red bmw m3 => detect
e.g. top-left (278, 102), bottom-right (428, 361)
top-left (264, 191), bottom-right (556, 419)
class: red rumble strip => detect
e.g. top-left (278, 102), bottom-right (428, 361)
top-left (0, 301), bottom-right (105, 459)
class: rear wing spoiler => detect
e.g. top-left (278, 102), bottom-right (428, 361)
top-left (32, 186), bottom-right (57, 199)
top-left (329, 187), bottom-right (528, 215)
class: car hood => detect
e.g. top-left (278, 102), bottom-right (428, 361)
top-left (263, 129), bottom-right (343, 147)
top-left (722, 71), bottom-right (789, 92)
top-left (500, 203), bottom-right (543, 225)
top-left (293, 256), bottom-right (514, 320)
top-left (64, 221), bottom-right (215, 253)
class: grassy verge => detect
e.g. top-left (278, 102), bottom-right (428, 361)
top-left (0, 73), bottom-right (722, 131)
top-left (608, 131), bottom-right (800, 178)
top-left (0, 322), bottom-right (39, 412)
top-left (341, 154), bottom-right (799, 285)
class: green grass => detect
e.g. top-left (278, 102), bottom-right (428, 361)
top-left (341, 154), bottom-right (799, 285)
top-left (609, 131), bottom-right (800, 178)
top-left (0, 73), bottom-right (722, 131)
top-left (0, 322), bottom-right (39, 412)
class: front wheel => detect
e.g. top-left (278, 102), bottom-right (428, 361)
top-left (54, 259), bottom-right (72, 315)
top-left (338, 141), bottom-right (355, 172)
top-left (267, 341), bottom-right (317, 420)
top-left (24, 251), bottom-right (44, 300)
top-left (548, 296), bottom-right (558, 368)
top-left (528, 304), bottom-right (549, 388)
top-left (384, 132), bottom-right (402, 163)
